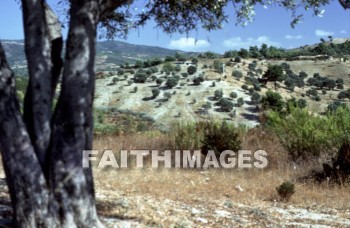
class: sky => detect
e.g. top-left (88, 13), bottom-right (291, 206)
top-left (0, 1), bottom-right (349, 54)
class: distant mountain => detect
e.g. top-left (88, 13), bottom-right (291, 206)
top-left (96, 40), bottom-right (189, 65)
top-left (1, 39), bottom-right (191, 75)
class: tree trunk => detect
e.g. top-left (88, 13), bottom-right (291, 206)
top-left (0, 0), bottom-right (103, 227)
top-left (0, 43), bottom-right (55, 227)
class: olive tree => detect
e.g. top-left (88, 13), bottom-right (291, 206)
top-left (0, 0), bottom-right (339, 227)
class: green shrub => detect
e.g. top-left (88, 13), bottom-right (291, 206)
top-left (201, 121), bottom-right (241, 158)
top-left (232, 70), bottom-right (243, 79)
top-left (187, 65), bottom-right (197, 75)
top-left (166, 77), bottom-right (178, 88)
top-left (234, 56), bottom-right (241, 63)
top-left (217, 98), bottom-right (234, 112)
top-left (172, 122), bottom-right (205, 150)
top-left (266, 108), bottom-right (336, 160)
top-left (163, 62), bottom-right (175, 73)
top-left (261, 90), bottom-right (284, 113)
top-left (236, 97), bottom-right (244, 107)
top-left (134, 72), bottom-right (148, 83)
top-left (193, 76), bottom-right (204, 85)
top-left (156, 78), bottom-right (163, 86)
top-left (164, 92), bottom-right (172, 101)
top-left (250, 92), bottom-right (261, 104)
top-left (214, 89), bottom-right (223, 100)
top-left (152, 88), bottom-right (160, 99)
top-left (181, 72), bottom-right (189, 78)
top-left (230, 92), bottom-right (237, 99)
top-left (276, 181), bottom-right (295, 202)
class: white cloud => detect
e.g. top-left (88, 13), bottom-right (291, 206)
top-left (285, 35), bottom-right (303, 40)
top-left (223, 36), bottom-right (280, 49)
top-left (168, 37), bottom-right (210, 51)
top-left (340, 30), bottom-right (347, 34)
top-left (315, 29), bottom-right (334, 37)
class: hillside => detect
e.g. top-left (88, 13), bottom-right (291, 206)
top-left (1, 39), bottom-right (191, 75)
top-left (93, 56), bottom-right (350, 132)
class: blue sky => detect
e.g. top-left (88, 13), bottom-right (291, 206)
top-left (0, 1), bottom-right (349, 54)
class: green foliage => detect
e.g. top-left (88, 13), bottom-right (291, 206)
top-left (175, 65), bottom-right (181, 72)
top-left (250, 92), bottom-right (261, 104)
top-left (217, 98), bottom-right (234, 112)
top-left (193, 76), bottom-right (204, 85)
top-left (338, 89), bottom-right (350, 100)
top-left (305, 88), bottom-right (318, 97)
top-left (267, 107), bottom-right (350, 160)
top-left (238, 48), bottom-right (249, 58)
top-left (15, 77), bottom-right (29, 95)
top-left (187, 65), bottom-right (197, 75)
top-left (213, 60), bottom-right (224, 74)
top-left (230, 92), bottom-right (237, 99)
top-left (263, 65), bottom-right (284, 89)
top-left (214, 89), bottom-right (223, 100)
top-left (117, 69), bottom-right (124, 76)
top-left (156, 78), bottom-right (164, 86)
top-left (241, 84), bottom-right (248, 91)
top-left (276, 181), bottom-right (295, 202)
top-left (234, 56), bottom-right (241, 63)
top-left (152, 88), bottom-right (160, 99)
top-left (299, 71), bottom-right (308, 79)
top-left (202, 102), bottom-right (212, 110)
top-left (232, 70), bottom-right (243, 80)
top-left (201, 121), bottom-right (241, 158)
top-left (134, 71), bottom-right (148, 83)
top-left (165, 56), bottom-right (176, 62)
top-left (163, 62), bottom-right (175, 73)
top-left (172, 122), bottom-right (205, 150)
top-left (236, 97), bottom-right (244, 107)
top-left (166, 77), bottom-right (179, 88)
top-left (286, 97), bottom-right (307, 113)
top-left (261, 90), bottom-right (284, 112)
top-left (164, 92), bottom-right (172, 100)
top-left (326, 101), bottom-right (348, 113)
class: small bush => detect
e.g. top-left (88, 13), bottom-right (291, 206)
top-left (134, 72), bottom-right (148, 83)
top-left (166, 77), bottom-right (178, 88)
top-left (193, 76), bottom-right (204, 85)
top-left (201, 121), bottom-right (241, 158)
top-left (152, 88), bottom-right (160, 99)
top-left (217, 98), bottom-right (234, 112)
top-left (230, 92), bottom-right (237, 99)
top-left (214, 89), bottom-right (223, 100)
top-left (232, 70), bottom-right (243, 79)
top-left (261, 90), bottom-right (284, 113)
top-left (276, 181), bottom-right (295, 202)
top-left (236, 97), bottom-right (244, 107)
top-left (266, 108), bottom-right (337, 160)
top-left (187, 65), bottom-right (197, 75)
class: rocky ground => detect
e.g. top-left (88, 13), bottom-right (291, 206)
top-left (0, 165), bottom-right (349, 227)
top-left (98, 189), bottom-right (350, 227)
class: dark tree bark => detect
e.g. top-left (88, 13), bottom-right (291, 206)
top-left (21, 0), bottom-right (54, 168)
top-left (0, 0), bottom-right (104, 227)
top-left (48, 0), bottom-right (101, 226)
top-left (0, 43), bottom-right (54, 227)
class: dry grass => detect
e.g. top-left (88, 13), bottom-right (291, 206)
top-left (92, 131), bottom-right (350, 216)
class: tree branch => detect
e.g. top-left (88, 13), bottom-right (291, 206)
top-left (0, 42), bottom-right (54, 228)
top-left (99, 0), bottom-right (133, 21)
top-left (21, 0), bottom-right (54, 168)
